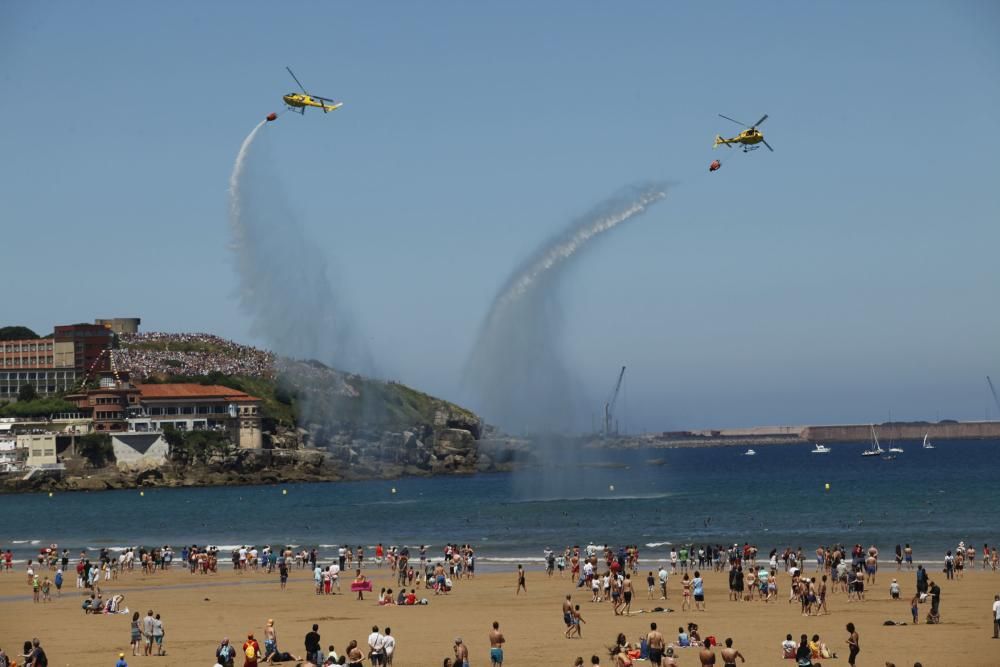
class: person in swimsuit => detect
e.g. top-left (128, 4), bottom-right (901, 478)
top-left (263, 619), bottom-right (278, 663)
top-left (488, 621), bottom-right (504, 666)
top-left (697, 642), bottom-right (716, 666)
top-left (719, 638), bottom-right (744, 667)
top-left (681, 573), bottom-right (692, 611)
top-left (515, 564), bottom-right (526, 596)
top-left (845, 622), bottom-right (860, 666)
top-left (571, 605), bottom-right (585, 638)
top-left (563, 595), bottom-right (575, 638)
top-left (346, 639), bottom-right (364, 667)
top-left (645, 623), bottom-right (664, 667)
top-left (453, 637), bottom-right (469, 667)
top-left (622, 573), bottom-right (634, 615)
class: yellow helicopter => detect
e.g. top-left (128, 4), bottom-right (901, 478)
top-left (713, 114), bottom-right (773, 152)
top-left (283, 67), bottom-right (343, 114)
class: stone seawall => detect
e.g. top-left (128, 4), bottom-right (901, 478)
top-left (802, 421), bottom-right (1000, 442)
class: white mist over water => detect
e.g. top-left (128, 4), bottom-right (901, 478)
top-left (465, 184), bottom-right (669, 435)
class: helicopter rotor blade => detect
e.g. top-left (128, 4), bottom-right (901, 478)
top-left (752, 114), bottom-right (768, 128)
top-left (762, 139), bottom-right (774, 152)
top-left (286, 66), bottom-right (307, 93)
top-left (719, 114), bottom-right (748, 127)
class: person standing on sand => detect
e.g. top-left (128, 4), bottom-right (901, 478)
top-left (698, 641), bottom-right (716, 666)
top-left (383, 628), bottom-right (396, 667)
top-left (845, 622), bottom-right (860, 667)
top-left (719, 638), bottom-right (744, 667)
top-left (216, 637), bottom-right (235, 667)
top-left (992, 593), bottom-right (1000, 638)
top-left (142, 610), bottom-right (155, 656)
top-left (453, 637), bottom-right (469, 667)
top-left (563, 595), bottom-right (575, 638)
top-left (572, 604), bottom-right (586, 638)
top-left (305, 624), bottom-right (321, 665)
top-left (516, 564), bottom-right (527, 595)
top-left (928, 580), bottom-right (941, 621)
top-left (345, 640), bottom-right (363, 667)
top-left (681, 573), bottom-right (692, 611)
top-left (368, 626), bottom-right (386, 666)
top-left (129, 611), bottom-right (141, 656)
top-left (243, 634), bottom-right (261, 667)
top-left (646, 623), bottom-right (665, 667)
top-left (489, 621), bottom-right (505, 666)
top-left (152, 613), bottom-right (165, 656)
top-left (263, 619), bottom-right (278, 663)
top-left (693, 570), bottom-right (705, 611)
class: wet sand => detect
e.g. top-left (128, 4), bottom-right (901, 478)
top-left (1, 564), bottom-right (997, 666)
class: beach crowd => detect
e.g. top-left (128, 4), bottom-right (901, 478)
top-left (2, 537), bottom-right (996, 667)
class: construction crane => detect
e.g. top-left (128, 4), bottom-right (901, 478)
top-left (603, 366), bottom-right (626, 437)
top-left (987, 376), bottom-right (1000, 417)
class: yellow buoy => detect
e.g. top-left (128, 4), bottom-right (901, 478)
top-left (48, 492), bottom-right (53, 497)
top-left (140, 491), bottom-right (145, 497)
top-left (282, 489), bottom-right (287, 495)
top-left (824, 483), bottom-right (830, 491)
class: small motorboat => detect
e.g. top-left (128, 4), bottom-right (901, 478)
top-left (811, 444), bottom-right (832, 454)
top-left (743, 449), bottom-right (756, 456)
top-left (888, 446), bottom-right (905, 454)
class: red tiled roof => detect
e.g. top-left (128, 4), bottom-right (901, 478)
top-left (136, 383), bottom-right (259, 402)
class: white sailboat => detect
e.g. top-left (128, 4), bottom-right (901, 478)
top-left (922, 433), bottom-right (935, 450)
top-left (811, 444), bottom-right (832, 454)
top-left (744, 449), bottom-right (756, 456)
top-left (862, 425), bottom-right (884, 457)
top-left (887, 427), bottom-right (904, 453)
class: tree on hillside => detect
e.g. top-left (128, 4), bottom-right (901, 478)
top-left (0, 397), bottom-right (77, 418)
top-left (0, 326), bottom-right (39, 340)
top-left (77, 433), bottom-right (114, 468)
top-left (18, 384), bottom-right (39, 402)
top-left (164, 426), bottom-right (234, 466)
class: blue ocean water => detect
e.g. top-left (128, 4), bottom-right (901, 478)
top-left (2, 439), bottom-right (997, 564)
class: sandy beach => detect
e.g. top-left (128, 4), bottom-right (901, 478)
top-left (2, 561), bottom-right (998, 666)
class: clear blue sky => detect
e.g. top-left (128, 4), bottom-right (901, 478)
top-left (3, 1), bottom-right (998, 429)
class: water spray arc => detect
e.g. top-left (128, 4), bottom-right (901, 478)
top-left (465, 183), bottom-right (669, 434)
top-left (227, 122), bottom-right (367, 370)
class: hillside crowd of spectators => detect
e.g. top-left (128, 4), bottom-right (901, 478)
top-left (113, 332), bottom-right (275, 380)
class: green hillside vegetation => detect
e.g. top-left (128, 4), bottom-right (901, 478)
top-left (0, 326), bottom-right (40, 340)
top-left (0, 397), bottom-right (78, 418)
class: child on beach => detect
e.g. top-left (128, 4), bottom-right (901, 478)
top-left (910, 594), bottom-right (919, 624)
